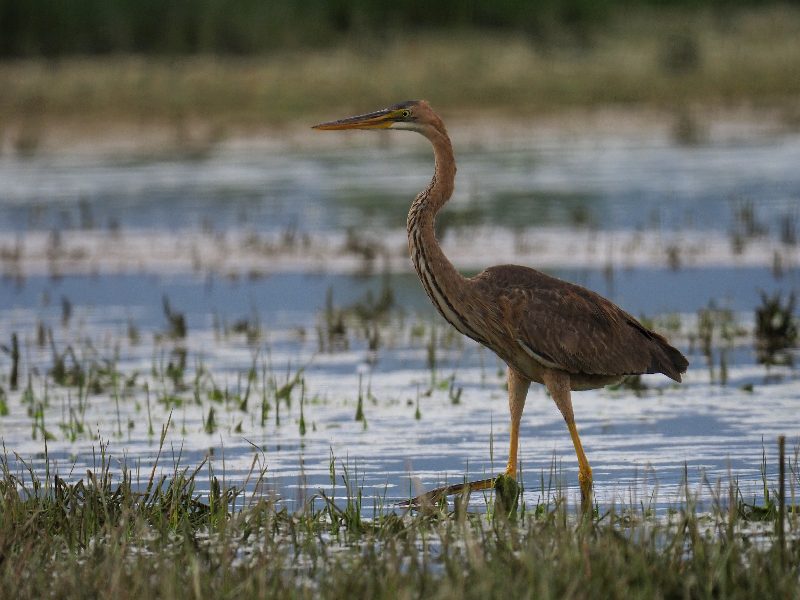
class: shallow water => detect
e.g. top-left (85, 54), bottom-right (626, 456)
top-left (0, 288), bottom-right (795, 513)
top-left (2, 130), bottom-right (799, 236)
top-left (2, 267), bottom-right (797, 327)
top-left (0, 129), bottom-right (798, 514)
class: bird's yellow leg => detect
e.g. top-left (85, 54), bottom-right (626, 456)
top-left (505, 368), bottom-right (531, 478)
top-left (505, 416), bottom-right (520, 477)
top-left (543, 370), bottom-right (593, 512)
top-left (567, 418), bottom-right (593, 507)
top-left (402, 368), bottom-right (530, 508)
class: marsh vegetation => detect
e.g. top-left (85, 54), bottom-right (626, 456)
top-left (2, 4), bottom-right (800, 590)
top-left (1, 274), bottom-right (799, 596)
top-left (2, 6), bottom-right (800, 155)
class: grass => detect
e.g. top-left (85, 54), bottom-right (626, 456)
top-left (0, 435), bottom-right (798, 598)
top-left (2, 7), bottom-right (800, 153)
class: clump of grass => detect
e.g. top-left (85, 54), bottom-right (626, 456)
top-left (731, 199), bottom-right (769, 254)
top-left (317, 278), bottom-right (397, 354)
top-left (343, 227), bottom-right (383, 266)
top-left (0, 438), bottom-right (798, 599)
top-left (608, 373), bottom-right (648, 395)
top-left (298, 380), bottom-right (307, 436)
top-left (448, 375), bottom-right (463, 404)
top-left (354, 374), bottom-right (366, 425)
top-left (318, 287), bottom-right (348, 352)
top-left (229, 315), bottom-right (262, 344)
top-left (61, 295), bottom-right (72, 327)
top-left (203, 406), bottom-right (217, 434)
top-left (161, 295), bottom-right (187, 340)
top-left (0, 332), bottom-right (19, 390)
top-left (692, 301), bottom-right (744, 385)
top-left (755, 291), bottom-right (798, 368)
top-left (779, 212), bottom-right (797, 246)
top-left (426, 324), bottom-right (439, 386)
top-left (49, 337), bottom-right (85, 388)
top-left (127, 317), bottom-right (140, 345)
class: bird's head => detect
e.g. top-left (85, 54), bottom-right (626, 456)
top-left (312, 100), bottom-right (443, 136)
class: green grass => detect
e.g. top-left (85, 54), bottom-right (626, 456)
top-left (0, 0), bottom-right (771, 57)
top-left (2, 7), bottom-right (800, 153)
top-left (1, 437), bottom-right (798, 598)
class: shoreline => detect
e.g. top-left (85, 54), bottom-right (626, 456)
top-left (2, 103), bottom-right (799, 159)
top-left (3, 7), bottom-right (800, 157)
top-left (1, 226), bottom-right (794, 278)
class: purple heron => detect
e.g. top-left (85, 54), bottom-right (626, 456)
top-left (314, 100), bottom-right (688, 510)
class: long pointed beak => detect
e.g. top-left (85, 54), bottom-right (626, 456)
top-left (312, 108), bottom-right (396, 131)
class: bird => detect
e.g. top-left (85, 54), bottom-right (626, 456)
top-left (313, 100), bottom-right (689, 511)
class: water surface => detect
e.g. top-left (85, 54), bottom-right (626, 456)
top-left (0, 129), bottom-right (798, 513)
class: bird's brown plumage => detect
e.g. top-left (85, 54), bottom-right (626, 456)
top-left (471, 264), bottom-right (688, 385)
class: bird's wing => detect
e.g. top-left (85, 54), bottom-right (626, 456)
top-left (473, 265), bottom-right (682, 379)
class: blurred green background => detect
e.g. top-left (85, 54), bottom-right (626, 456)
top-left (0, 0), bottom-right (795, 56)
top-left (1, 0), bottom-right (800, 150)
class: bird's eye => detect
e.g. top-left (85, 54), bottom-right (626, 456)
top-left (401, 110), bottom-right (411, 118)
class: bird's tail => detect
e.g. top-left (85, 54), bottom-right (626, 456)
top-left (652, 340), bottom-right (689, 383)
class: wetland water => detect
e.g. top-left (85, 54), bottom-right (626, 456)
top-left (0, 126), bottom-right (798, 512)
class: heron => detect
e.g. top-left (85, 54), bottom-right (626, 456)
top-left (313, 100), bottom-right (688, 510)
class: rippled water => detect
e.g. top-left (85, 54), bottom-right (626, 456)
top-left (2, 129), bottom-right (799, 235)
top-left (0, 128), bottom-right (798, 513)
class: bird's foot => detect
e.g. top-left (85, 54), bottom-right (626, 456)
top-left (400, 477), bottom-right (496, 508)
top-left (493, 473), bottom-right (521, 519)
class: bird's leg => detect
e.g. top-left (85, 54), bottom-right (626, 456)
top-left (401, 368), bottom-right (530, 508)
top-left (494, 368), bottom-right (530, 516)
top-left (505, 367), bottom-right (531, 478)
top-left (543, 370), bottom-right (593, 513)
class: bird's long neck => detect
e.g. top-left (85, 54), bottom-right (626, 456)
top-left (407, 127), bottom-right (479, 341)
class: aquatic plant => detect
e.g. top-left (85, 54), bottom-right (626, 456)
top-left (0, 437), bottom-right (797, 599)
top-left (755, 291), bottom-right (798, 367)
top-left (0, 333), bottom-right (19, 390)
top-left (161, 295), bottom-right (187, 340)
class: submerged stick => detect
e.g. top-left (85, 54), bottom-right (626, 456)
top-left (9, 333), bottom-right (19, 390)
top-left (400, 477), bottom-right (496, 507)
top-left (777, 435), bottom-right (786, 564)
